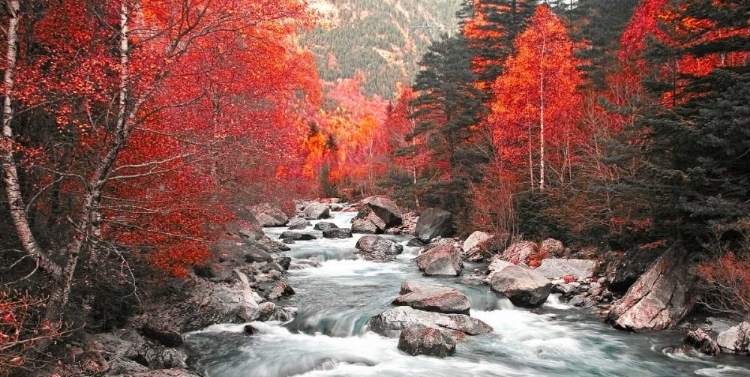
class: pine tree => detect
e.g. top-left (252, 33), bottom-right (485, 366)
top-left (405, 33), bottom-right (488, 221)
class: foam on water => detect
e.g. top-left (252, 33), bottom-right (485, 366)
top-left (293, 259), bottom-right (404, 278)
top-left (542, 293), bottom-right (573, 310)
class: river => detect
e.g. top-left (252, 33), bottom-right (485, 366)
top-left (185, 211), bottom-right (750, 377)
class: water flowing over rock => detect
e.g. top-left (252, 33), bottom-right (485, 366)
top-left (355, 235), bottom-right (403, 261)
top-left (398, 327), bottom-right (456, 357)
top-left (717, 322), bottom-right (750, 354)
top-left (279, 231), bottom-right (317, 241)
top-left (393, 280), bottom-right (471, 315)
top-left (685, 328), bottom-right (721, 355)
top-left (489, 265), bottom-right (552, 307)
top-left (607, 245), bottom-right (697, 332)
top-left (322, 228), bottom-right (353, 239)
top-left (287, 218), bottom-right (311, 230)
top-left (534, 259), bottom-right (598, 280)
top-left (314, 222), bottom-right (339, 231)
top-left (250, 203), bottom-right (289, 227)
top-left (415, 245), bottom-right (463, 276)
top-left (415, 208), bottom-right (454, 242)
top-left (499, 241), bottom-right (538, 264)
top-left (304, 202), bottom-right (331, 220)
top-left (367, 306), bottom-right (492, 339)
top-left (463, 231), bottom-right (493, 261)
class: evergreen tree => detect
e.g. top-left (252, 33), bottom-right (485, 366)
top-left (405, 33), bottom-right (488, 222)
top-left (633, 0), bottom-right (750, 244)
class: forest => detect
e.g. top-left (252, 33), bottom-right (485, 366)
top-left (1, 0), bottom-right (749, 375)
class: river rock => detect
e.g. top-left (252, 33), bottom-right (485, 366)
top-left (463, 231), bottom-right (493, 261)
top-left (279, 231), bottom-right (317, 241)
top-left (276, 256), bottom-right (291, 270)
top-left (499, 241), bottom-right (538, 264)
top-left (717, 322), bottom-right (750, 354)
top-left (685, 328), bottom-right (721, 355)
top-left (603, 247), bottom-right (662, 292)
top-left (534, 259), bottom-right (598, 280)
top-left (250, 203), bottom-right (289, 227)
top-left (270, 306), bottom-right (298, 322)
top-left (393, 281), bottom-right (471, 315)
top-left (607, 245), bottom-right (697, 332)
top-left (406, 238), bottom-right (425, 247)
top-left (314, 222), bottom-right (339, 231)
top-left (367, 306), bottom-right (492, 339)
top-left (489, 265), bottom-right (552, 307)
top-left (244, 245), bottom-right (274, 263)
top-left (540, 238), bottom-right (565, 257)
top-left (267, 281), bottom-right (295, 300)
top-left (304, 202), bottom-right (330, 220)
top-left (287, 218), bottom-right (311, 230)
top-left (140, 324), bottom-right (183, 347)
top-left (351, 217), bottom-right (382, 234)
top-left (398, 327), bottom-right (456, 357)
top-left (322, 228), bottom-right (353, 239)
top-left (355, 235), bottom-right (403, 261)
top-left (415, 245), bottom-right (463, 276)
top-left (415, 208), bottom-right (454, 242)
top-left (358, 196), bottom-right (403, 227)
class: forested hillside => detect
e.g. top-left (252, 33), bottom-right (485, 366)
top-left (303, 0), bottom-right (461, 98)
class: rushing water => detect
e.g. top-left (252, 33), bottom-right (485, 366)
top-left (185, 211), bottom-right (750, 377)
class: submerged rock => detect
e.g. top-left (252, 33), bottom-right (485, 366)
top-left (415, 245), bottom-right (463, 276)
top-left (398, 327), bottom-right (456, 357)
top-left (489, 265), bottom-right (552, 307)
top-left (415, 208), bottom-right (454, 242)
top-left (607, 245), bottom-right (697, 332)
top-left (393, 281), bottom-right (471, 315)
top-left (355, 235), bottom-right (403, 261)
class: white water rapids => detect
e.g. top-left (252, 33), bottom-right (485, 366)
top-left (184, 211), bottom-right (750, 377)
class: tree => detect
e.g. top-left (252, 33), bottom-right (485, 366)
top-left (490, 4), bottom-right (584, 191)
top-left (407, 33), bottom-right (488, 221)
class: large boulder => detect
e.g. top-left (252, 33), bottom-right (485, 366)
top-left (463, 231), bottom-right (494, 261)
top-left (244, 245), bottom-right (274, 263)
top-left (367, 306), bottom-right (492, 339)
top-left (352, 196), bottom-right (403, 233)
top-left (398, 327), bottom-right (456, 357)
top-left (393, 281), bottom-right (471, 315)
top-left (717, 322), bottom-right (750, 354)
top-left (351, 217), bottom-right (382, 234)
top-left (607, 245), bottom-right (697, 332)
top-left (415, 208), bottom-right (454, 242)
top-left (279, 231), bottom-right (317, 241)
top-left (355, 235), bottom-right (403, 261)
top-left (303, 202), bottom-right (330, 220)
top-left (489, 265), bottom-right (552, 307)
top-left (249, 203), bottom-right (288, 227)
top-left (540, 238), bottom-right (565, 257)
top-left (322, 228), bottom-right (353, 239)
top-left (603, 247), bottom-right (662, 292)
top-left (499, 241), bottom-right (538, 264)
top-left (415, 245), bottom-right (463, 276)
top-left (534, 259), bottom-right (598, 280)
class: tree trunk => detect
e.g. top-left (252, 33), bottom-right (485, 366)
top-left (539, 35), bottom-right (546, 191)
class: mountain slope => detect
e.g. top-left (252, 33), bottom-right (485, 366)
top-left (304, 0), bottom-right (461, 98)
